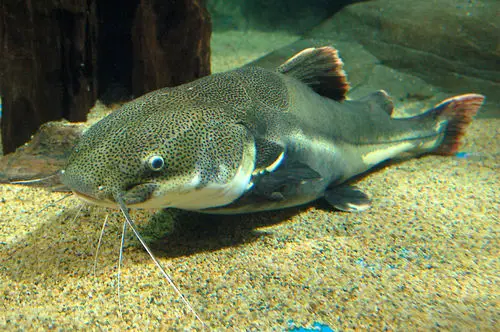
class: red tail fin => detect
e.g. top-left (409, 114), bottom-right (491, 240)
top-left (432, 94), bottom-right (484, 155)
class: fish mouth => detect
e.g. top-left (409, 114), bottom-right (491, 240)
top-left (72, 190), bottom-right (119, 208)
top-left (72, 182), bottom-right (159, 208)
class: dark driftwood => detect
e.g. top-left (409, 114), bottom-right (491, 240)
top-left (0, 0), bottom-right (211, 154)
top-left (132, 0), bottom-right (212, 96)
top-left (0, 1), bottom-right (98, 154)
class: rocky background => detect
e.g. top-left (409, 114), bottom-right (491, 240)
top-left (212, 0), bottom-right (499, 117)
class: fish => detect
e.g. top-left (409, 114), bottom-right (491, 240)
top-left (58, 46), bottom-right (483, 325)
top-left (60, 46), bottom-right (484, 215)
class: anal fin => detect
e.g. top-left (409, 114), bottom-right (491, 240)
top-left (324, 185), bottom-right (371, 212)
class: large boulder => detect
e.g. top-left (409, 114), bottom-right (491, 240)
top-left (251, 0), bottom-right (499, 117)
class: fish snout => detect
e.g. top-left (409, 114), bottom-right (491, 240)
top-left (61, 164), bottom-right (160, 208)
top-left (60, 167), bottom-right (116, 205)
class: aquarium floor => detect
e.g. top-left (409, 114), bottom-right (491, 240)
top-left (0, 30), bottom-right (498, 330)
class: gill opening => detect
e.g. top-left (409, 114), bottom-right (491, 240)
top-left (114, 194), bottom-right (206, 328)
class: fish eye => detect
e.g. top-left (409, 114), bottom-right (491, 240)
top-left (147, 155), bottom-right (165, 171)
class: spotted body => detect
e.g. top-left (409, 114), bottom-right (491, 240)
top-left (61, 47), bottom-right (484, 214)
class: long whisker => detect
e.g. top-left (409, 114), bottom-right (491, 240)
top-left (37, 193), bottom-right (73, 214)
top-left (93, 214), bottom-right (110, 277)
top-left (114, 195), bottom-right (206, 328)
top-left (117, 218), bottom-right (127, 317)
top-left (69, 204), bottom-right (85, 226)
top-left (9, 172), bottom-right (61, 185)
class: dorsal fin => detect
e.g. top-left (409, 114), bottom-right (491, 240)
top-left (276, 46), bottom-right (350, 101)
top-left (359, 90), bottom-right (395, 115)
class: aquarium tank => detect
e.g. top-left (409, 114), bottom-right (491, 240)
top-left (0, 0), bottom-right (497, 330)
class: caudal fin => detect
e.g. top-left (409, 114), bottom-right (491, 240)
top-left (431, 94), bottom-right (484, 155)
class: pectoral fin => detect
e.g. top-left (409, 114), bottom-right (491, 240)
top-left (251, 161), bottom-right (323, 201)
top-left (324, 185), bottom-right (371, 212)
top-left (254, 138), bottom-right (285, 172)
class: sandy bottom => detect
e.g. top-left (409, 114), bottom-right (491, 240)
top-left (0, 30), bottom-right (498, 330)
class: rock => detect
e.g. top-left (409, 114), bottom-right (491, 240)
top-left (0, 100), bottom-right (113, 187)
top-left (0, 121), bottom-right (86, 189)
top-left (250, 0), bottom-right (498, 116)
top-left (305, 0), bottom-right (499, 117)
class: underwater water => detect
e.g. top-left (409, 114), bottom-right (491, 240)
top-left (0, 0), bottom-right (498, 330)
